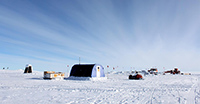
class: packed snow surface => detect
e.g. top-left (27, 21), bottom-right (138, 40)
top-left (0, 70), bottom-right (200, 104)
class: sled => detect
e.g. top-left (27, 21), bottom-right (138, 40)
top-left (43, 71), bottom-right (65, 80)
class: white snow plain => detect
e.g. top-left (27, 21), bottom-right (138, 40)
top-left (0, 70), bottom-right (199, 104)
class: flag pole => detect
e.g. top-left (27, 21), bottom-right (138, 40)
top-left (79, 57), bottom-right (80, 65)
top-left (67, 65), bottom-right (69, 77)
top-left (107, 65), bottom-right (109, 79)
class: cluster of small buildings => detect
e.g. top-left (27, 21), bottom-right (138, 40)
top-left (2, 67), bottom-right (9, 70)
top-left (129, 67), bottom-right (191, 80)
top-left (23, 63), bottom-right (191, 80)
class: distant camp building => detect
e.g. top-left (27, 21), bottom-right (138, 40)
top-left (69, 64), bottom-right (105, 78)
top-left (24, 64), bottom-right (32, 73)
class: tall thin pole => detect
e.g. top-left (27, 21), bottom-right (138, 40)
top-left (107, 67), bottom-right (108, 79)
top-left (67, 65), bottom-right (69, 77)
top-left (79, 57), bottom-right (80, 64)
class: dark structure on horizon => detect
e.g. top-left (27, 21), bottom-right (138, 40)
top-left (24, 64), bottom-right (32, 73)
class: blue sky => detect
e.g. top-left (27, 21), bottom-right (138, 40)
top-left (0, 0), bottom-right (200, 72)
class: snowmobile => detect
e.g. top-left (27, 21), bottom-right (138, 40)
top-left (163, 68), bottom-right (180, 75)
top-left (148, 68), bottom-right (158, 75)
top-left (129, 71), bottom-right (143, 80)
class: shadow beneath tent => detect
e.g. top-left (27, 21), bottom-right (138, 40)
top-left (64, 77), bottom-right (91, 81)
top-left (64, 77), bottom-right (108, 81)
top-left (28, 77), bottom-right (44, 80)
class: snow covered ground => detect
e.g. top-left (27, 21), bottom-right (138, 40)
top-left (0, 70), bottom-right (199, 104)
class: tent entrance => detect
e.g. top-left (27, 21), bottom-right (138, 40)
top-left (70, 64), bottom-right (94, 77)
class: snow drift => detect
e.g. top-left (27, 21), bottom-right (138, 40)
top-left (0, 70), bottom-right (199, 104)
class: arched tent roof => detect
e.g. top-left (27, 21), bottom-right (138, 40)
top-left (70, 64), bottom-right (105, 77)
top-left (26, 64), bottom-right (32, 67)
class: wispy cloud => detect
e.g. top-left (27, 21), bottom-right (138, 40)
top-left (0, 0), bottom-right (200, 72)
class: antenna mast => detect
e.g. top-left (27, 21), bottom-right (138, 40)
top-left (79, 57), bottom-right (81, 64)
